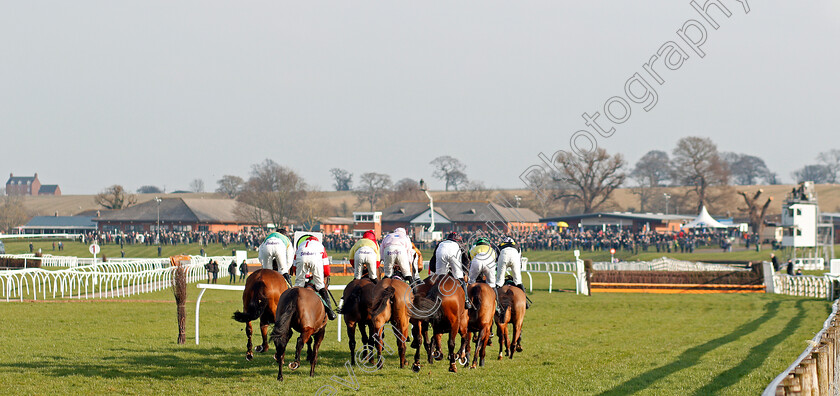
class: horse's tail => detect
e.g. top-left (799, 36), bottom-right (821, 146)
top-left (408, 283), bottom-right (441, 321)
top-left (369, 286), bottom-right (395, 318)
top-left (342, 283), bottom-right (364, 314)
top-left (270, 288), bottom-right (299, 345)
top-left (232, 281), bottom-right (267, 323)
top-left (497, 288), bottom-right (513, 321)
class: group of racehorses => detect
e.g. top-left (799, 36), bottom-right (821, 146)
top-left (232, 267), bottom-right (527, 381)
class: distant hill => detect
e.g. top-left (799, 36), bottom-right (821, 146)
top-left (18, 184), bottom-right (840, 223)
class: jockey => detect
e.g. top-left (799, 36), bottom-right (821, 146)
top-left (258, 228), bottom-right (294, 285)
top-left (380, 227), bottom-right (415, 281)
top-left (429, 232), bottom-right (473, 310)
top-left (468, 237), bottom-right (502, 315)
top-left (496, 236), bottom-right (529, 308)
top-left (293, 235), bottom-right (336, 320)
top-left (349, 230), bottom-right (380, 282)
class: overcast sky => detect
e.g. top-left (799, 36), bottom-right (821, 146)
top-left (1, 1), bottom-right (838, 194)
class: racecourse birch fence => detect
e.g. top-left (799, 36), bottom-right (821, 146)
top-left (0, 255), bottom-right (233, 301)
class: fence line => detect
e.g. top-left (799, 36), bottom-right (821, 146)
top-left (773, 275), bottom-right (831, 300)
top-left (0, 256), bottom-right (233, 302)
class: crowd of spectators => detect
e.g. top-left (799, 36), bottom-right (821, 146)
top-left (76, 226), bottom-right (752, 254)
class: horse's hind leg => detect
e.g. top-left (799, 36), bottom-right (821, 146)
top-left (310, 327), bottom-right (326, 377)
top-left (292, 330), bottom-right (313, 370)
top-left (447, 328), bottom-right (458, 373)
top-left (274, 332), bottom-right (289, 381)
top-left (255, 319), bottom-right (269, 353)
top-left (245, 321), bottom-right (254, 361)
top-left (478, 326), bottom-right (489, 367)
top-left (347, 321), bottom-right (358, 366)
top-left (306, 337), bottom-right (314, 362)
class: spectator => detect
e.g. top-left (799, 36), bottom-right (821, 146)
top-left (787, 260), bottom-right (795, 276)
top-left (228, 259), bottom-right (237, 283)
top-left (211, 260), bottom-right (219, 284)
top-left (29, 242), bottom-right (33, 253)
top-left (204, 261), bottom-right (212, 283)
top-left (770, 253), bottom-right (780, 272)
top-left (239, 260), bottom-right (248, 282)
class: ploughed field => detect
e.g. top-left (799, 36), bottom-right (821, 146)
top-left (0, 275), bottom-right (829, 395)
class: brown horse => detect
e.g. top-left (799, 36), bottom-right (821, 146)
top-left (340, 278), bottom-right (376, 366)
top-left (232, 269), bottom-right (289, 361)
top-left (410, 274), bottom-right (469, 373)
top-left (368, 278), bottom-right (414, 368)
top-left (463, 282), bottom-right (497, 368)
top-left (271, 286), bottom-right (328, 381)
top-left (495, 284), bottom-right (526, 359)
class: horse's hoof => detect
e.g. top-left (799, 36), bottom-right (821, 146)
top-left (245, 353), bottom-right (253, 361)
top-left (498, 353), bottom-right (503, 360)
top-left (432, 351), bottom-right (443, 361)
top-left (289, 361), bottom-right (300, 370)
top-left (479, 358), bottom-right (485, 367)
top-left (487, 338), bottom-right (492, 346)
top-left (412, 363), bottom-right (421, 373)
top-left (516, 345), bottom-right (523, 352)
top-left (255, 345), bottom-right (265, 353)
top-left (458, 356), bottom-right (468, 366)
top-left (449, 364), bottom-right (457, 373)
top-left (469, 364), bottom-right (476, 369)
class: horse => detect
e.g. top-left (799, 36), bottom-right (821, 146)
top-left (409, 274), bottom-right (469, 373)
top-left (340, 278), bottom-right (376, 366)
top-left (495, 284), bottom-right (527, 359)
top-left (463, 282), bottom-right (498, 368)
top-left (271, 286), bottom-right (328, 381)
top-left (232, 269), bottom-right (289, 361)
top-left (368, 277), bottom-right (414, 368)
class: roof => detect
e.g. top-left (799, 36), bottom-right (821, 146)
top-left (683, 206), bottom-right (729, 228)
top-left (22, 216), bottom-right (96, 229)
top-left (96, 198), bottom-right (262, 223)
top-left (38, 185), bottom-right (59, 194)
top-left (320, 217), bottom-right (354, 225)
top-left (541, 212), bottom-right (694, 223)
top-left (6, 175), bottom-right (36, 185)
top-left (381, 201), bottom-right (541, 224)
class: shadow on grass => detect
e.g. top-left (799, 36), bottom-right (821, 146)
top-left (691, 300), bottom-right (806, 395)
top-left (597, 300), bottom-right (782, 396)
top-left (0, 344), bottom-right (355, 380)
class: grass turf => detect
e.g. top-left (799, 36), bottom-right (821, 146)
top-left (0, 275), bottom-right (830, 395)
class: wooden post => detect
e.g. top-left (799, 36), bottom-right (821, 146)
top-left (816, 347), bottom-right (829, 396)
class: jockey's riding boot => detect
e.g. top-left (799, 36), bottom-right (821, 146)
top-left (493, 287), bottom-right (503, 316)
top-left (515, 283), bottom-right (531, 309)
top-left (318, 288), bottom-right (337, 320)
top-left (459, 279), bottom-right (473, 310)
top-left (282, 273), bottom-right (292, 286)
top-left (370, 276), bottom-right (378, 284)
top-left (413, 276), bottom-right (423, 286)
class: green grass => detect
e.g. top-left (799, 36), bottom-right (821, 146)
top-left (0, 274), bottom-right (830, 394)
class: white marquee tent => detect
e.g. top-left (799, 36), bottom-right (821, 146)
top-left (682, 206), bottom-right (728, 229)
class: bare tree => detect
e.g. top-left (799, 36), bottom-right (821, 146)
top-left (354, 172), bottom-right (392, 210)
top-left (385, 178), bottom-right (423, 207)
top-left (237, 159), bottom-right (308, 228)
top-left (329, 168), bottom-right (353, 191)
top-left (792, 164), bottom-right (832, 184)
top-left (95, 185), bottom-right (137, 210)
top-left (554, 148), bottom-right (626, 213)
top-left (631, 150), bottom-right (671, 212)
top-left (136, 185), bottom-right (162, 194)
top-left (190, 179), bottom-right (205, 193)
top-left (215, 175), bottom-right (244, 198)
top-left (0, 196), bottom-right (28, 233)
top-left (722, 153), bottom-right (771, 185)
top-left (817, 149), bottom-right (840, 183)
top-left (430, 156), bottom-right (468, 191)
top-left (738, 189), bottom-right (773, 243)
top-left (671, 137), bottom-right (730, 212)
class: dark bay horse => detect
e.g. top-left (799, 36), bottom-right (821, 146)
top-left (464, 282), bottom-right (498, 368)
top-left (410, 274), bottom-right (469, 373)
top-left (232, 269), bottom-right (289, 360)
top-left (271, 286), bottom-right (328, 381)
top-left (368, 278), bottom-right (414, 368)
top-left (495, 284), bottom-right (527, 359)
top-left (340, 278), bottom-right (376, 366)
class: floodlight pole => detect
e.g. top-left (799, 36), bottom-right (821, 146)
top-left (664, 193), bottom-right (671, 215)
top-left (420, 180), bottom-right (434, 233)
top-left (155, 197), bottom-right (162, 245)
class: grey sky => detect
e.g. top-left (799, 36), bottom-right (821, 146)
top-left (2, 1), bottom-right (838, 194)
